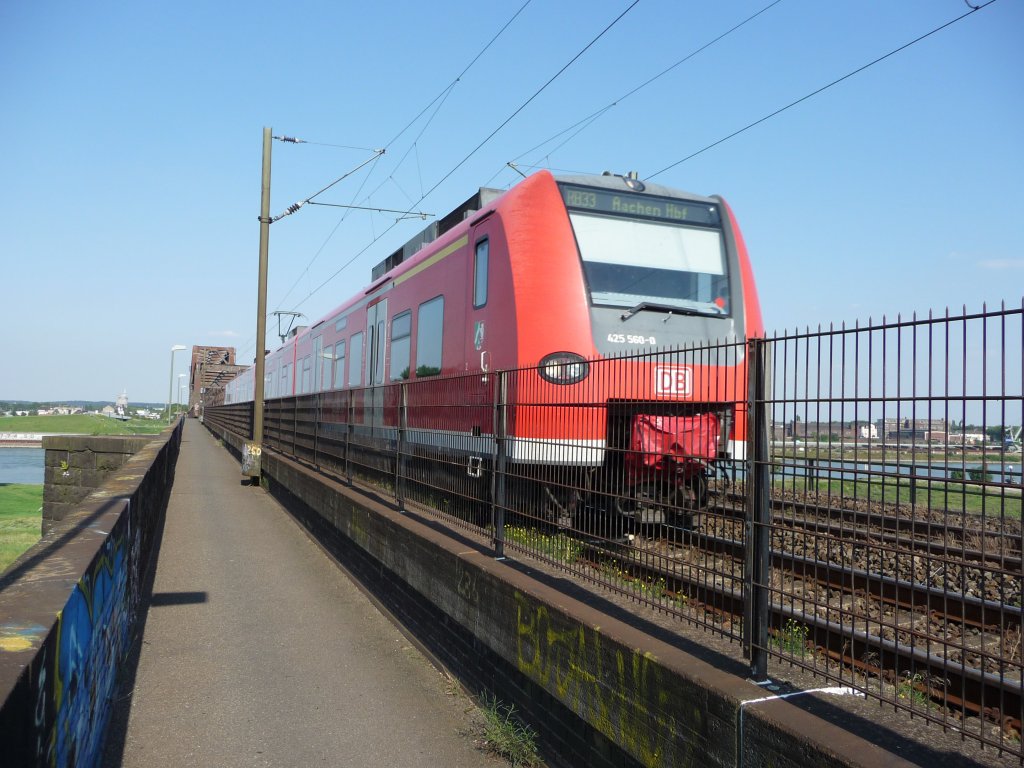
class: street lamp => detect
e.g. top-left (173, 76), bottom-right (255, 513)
top-left (168, 345), bottom-right (187, 423)
top-left (178, 374), bottom-right (187, 417)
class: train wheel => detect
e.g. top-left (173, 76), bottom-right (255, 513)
top-left (540, 484), bottom-right (578, 529)
top-left (614, 474), bottom-right (705, 530)
top-left (669, 474), bottom-right (706, 532)
top-left (614, 480), bottom-right (678, 525)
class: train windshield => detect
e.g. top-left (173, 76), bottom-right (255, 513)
top-left (561, 185), bottom-right (729, 316)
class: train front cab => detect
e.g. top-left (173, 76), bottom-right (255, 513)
top-left (502, 172), bottom-right (762, 529)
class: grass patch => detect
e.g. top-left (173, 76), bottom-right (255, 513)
top-left (776, 447), bottom-right (1015, 464)
top-left (479, 694), bottom-right (540, 767)
top-left (896, 672), bottom-right (934, 709)
top-left (595, 559), bottom-right (687, 610)
top-left (503, 526), bottom-right (583, 564)
top-left (0, 414), bottom-right (170, 436)
top-left (0, 484), bottom-right (43, 572)
top-left (773, 619), bottom-right (810, 657)
top-left (774, 476), bottom-right (1021, 519)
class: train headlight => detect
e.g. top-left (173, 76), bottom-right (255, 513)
top-left (538, 352), bottom-right (589, 384)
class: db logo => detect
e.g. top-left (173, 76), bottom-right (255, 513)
top-left (655, 366), bottom-right (692, 396)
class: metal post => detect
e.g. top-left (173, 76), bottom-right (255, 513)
top-left (292, 397), bottom-right (298, 457)
top-left (244, 127), bottom-right (272, 481)
top-left (167, 345), bottom-right (186, 423)
top-left (744, 338), bottom-right (771, 681)
top-left (396, 384), bottom-right (407, 512)
top-left (314, 393), bottom-right (321, 468)
top-left (493, 371), bottom-right (508, 559)
top-left (345, 396), bottom-right (354, 485)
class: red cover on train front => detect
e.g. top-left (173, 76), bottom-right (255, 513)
top-left (626, 413), bottom-right (720, 472)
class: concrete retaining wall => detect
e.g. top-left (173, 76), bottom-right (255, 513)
top-left (208, 424), bottom-right (916, 768)
top-left (43, 435), bottom-right (157, 533)
top-left (0, 421), bottom-right (182, 768)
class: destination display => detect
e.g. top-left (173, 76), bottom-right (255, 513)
top-left (560, 184), bottom-right (720, 226)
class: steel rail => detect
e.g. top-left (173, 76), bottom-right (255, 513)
top-left (714, 492), bottom-right (1023, 567)
top-left (591, 535), bottom-right (1023, 735)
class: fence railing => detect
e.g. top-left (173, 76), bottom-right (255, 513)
top-left (204, 302), bottom-right (1023, 759)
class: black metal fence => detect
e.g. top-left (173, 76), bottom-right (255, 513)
top-left (204, 302), bottom-right (1023, 759)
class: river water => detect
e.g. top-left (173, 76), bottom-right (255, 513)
top-left (0, 448), bottom-right (44, 484)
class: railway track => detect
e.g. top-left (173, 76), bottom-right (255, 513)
top-left (716, 489), bottom-right (1023, 570)
top-left (578, 512), bottom-right (1023, 737)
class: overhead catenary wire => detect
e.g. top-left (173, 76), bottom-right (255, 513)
top-left (290, 0), bottom-right (642, 313)
top-left (647, 0), bottom-right (999, 180)
top-left (300, 0), bottom-right (536, 238)
top-left (499, 0), bottom-right (785, 181)
top-left (274, 135), bottom-right (382, 152)
top-left (271, 152), bottom-right (386, 316)
top-left (260, 0), bottom-right (538, 336)
top-left (416, 0), bottom-right (641, 205)
top-left (237, 3), bottom-right (996, 363)
top-left (379, 0), bottom-right (535, 152)
top-left (307, 201), bottom-right (432, 220)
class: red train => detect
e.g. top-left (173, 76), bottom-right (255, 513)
top-left (225, 169), bottom-right (762, 524)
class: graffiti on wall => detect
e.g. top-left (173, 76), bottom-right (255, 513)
top-left (514, 591), bottom-right (705, 768)
top-left (32, 505), bottom-right (141, 767)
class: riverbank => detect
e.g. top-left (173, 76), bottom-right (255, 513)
top-left (0, 414), bottom-right (172, 438)
top-left (0, 484), bottom-right (43, 572)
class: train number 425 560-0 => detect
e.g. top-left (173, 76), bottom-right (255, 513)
top-left (607, 333), bottom-right (656, 345)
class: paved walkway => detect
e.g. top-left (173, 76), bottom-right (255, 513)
top-left (103, 419), bottom-right (499, 767)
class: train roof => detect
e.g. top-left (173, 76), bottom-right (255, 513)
top-left (369, 170), bottom-right (716, 284)
top-left (280, 169), bottom-right (725, 352)
top-left (370, 187), bottom-right (505, 281)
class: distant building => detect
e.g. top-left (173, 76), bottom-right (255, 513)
top-left (948, 432), bottom-right (987, 446)
top-left (781, 419), bottom-right (878, 441)
top-left (190, 346), bottom-right (245, 417)
top-left (877, 418), bottom-right (948, 441)
top-left (37, 405), bottom-right (83, 416)
top-left (857, 423), bottom-right (878, 439)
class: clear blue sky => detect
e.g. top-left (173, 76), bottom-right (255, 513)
top-left (1, 0), bottom-right (1020, 403)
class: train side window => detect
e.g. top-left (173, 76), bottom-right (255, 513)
top-left (390, 311), bottom-right (412, 381)
top-left (333, 341), bottom-right (346, 388)
top-left (300, 355), bottom-right (312, 394)
top-left (473, 239), bottom-right (488, 308)
top-left (349, 332), bottom-right (363, 387)
top-left (416, 296), bottom-right (444, 376)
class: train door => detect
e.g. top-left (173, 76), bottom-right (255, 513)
top-left (312, 336), bottom-right (323, 392)
top-left (365, 299), bottom-right (388, 432)
top-left (465, 228), bottom-right (492, 374)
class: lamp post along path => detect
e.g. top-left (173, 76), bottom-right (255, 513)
top-left (243, 127), bottom-right (271, 481)
top-left (167, 345), bottom-right (186, 423)
top-left (178, 375), bottom-right (187, 415)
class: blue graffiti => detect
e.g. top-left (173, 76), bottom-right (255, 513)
top-left (50, 517), bottom-right (135, 768)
